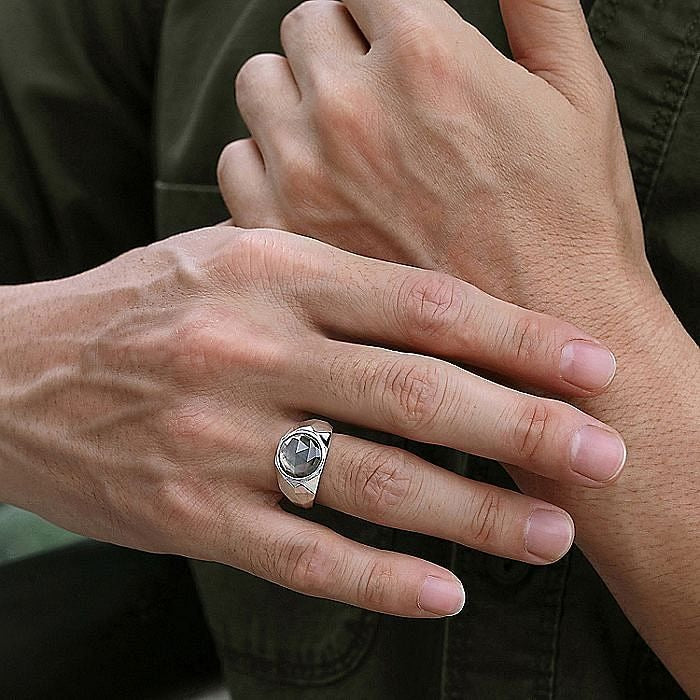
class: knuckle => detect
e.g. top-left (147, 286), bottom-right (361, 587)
top-left (217, 141), bottom-right (241, 183)
top-left (465, 490), bottom-right (508, 548)
top-left (148, 471), bottom-right (209, 538)
top-left (281, 0), bottom-right (326, 37)
top-left (237, 53), bottom-right (288, 93)
top-left (216, 139), bottom-right (252, 187)
top-left (235, 53), bottom-right (270, 98)
top-left (349, 448), bottom-right (413, 516)
top-left (312, 87), bottom-right (351, 128)
top-left (165, 310), bottom-right (221, 376)
top-left (397, 272), bottom-right (465, 340)
top-left (310, 84), bottom-right (382, 153)
top-left (169, 308), bottom-right (286, 380)
top-left (507, 316), bottom-right (546, 364)
top-left (391, 22), bottom-right (457, 86)
top-left (511, 400), bottom-right (553, 461)
top-left (357, 558), bottom-right (396, 610)
top-left (277, 149), bottom-right (324, 208)
top-left (381, 360), bottom-right (446, 432)
top-left (162, 400), bottom-right (217, 444)
top-left (277, 532), bottom-right (334, 595)
top-left (213, 227), bottom-right (287, 282)
top-left (160, 400), bottom-right (258, 457)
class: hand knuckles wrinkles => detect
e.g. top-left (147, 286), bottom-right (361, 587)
top-left (214, 228), bottom-right (289, 284)
top-left (350, 448), bottom-right (413, 514)
top-left (465, 490), bottom-right (508, 547)
top-left (512, 400), bottom-right (553, 461)
top-left (170, 312), bottom-right (286, 380)
top-left (397, 272), bottom-right (464, 340)
top-left (507, 315), bottom-right (545, 364)
top-left (358, 558), bottom-right (396, 609)
top-left (275, 531), bottom-right (335, 594)
top-left (381, 359), bottom-right (446, 431)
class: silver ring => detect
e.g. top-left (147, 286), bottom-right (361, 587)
top-left (275, 419), bottom-right (333, 509)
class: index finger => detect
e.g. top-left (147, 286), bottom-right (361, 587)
top-left (280, 236), bottom-right (617, 397)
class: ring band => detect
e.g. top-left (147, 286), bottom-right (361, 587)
top-left (275, 419), bottom-right (333, 509)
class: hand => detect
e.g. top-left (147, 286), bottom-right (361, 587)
top-left (217, 0), bottom-right (700, 687)
top-left (0, 226), bottom-right (626, 616)
top-left (218, 0), bottom-right (652, 317)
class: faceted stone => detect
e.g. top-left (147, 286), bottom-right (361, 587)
top-left (279, 433), bottom-right (323, 478)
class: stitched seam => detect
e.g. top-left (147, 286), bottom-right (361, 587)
top-left (588, 0), bottom-right (620, 45)
top-left (545, 553), bottom-right (571, 700)
top-left (640, 12), bottom-right (700, 220)
top-left (222, 609), bottom-right (380, 685)
top-left (637, 7), bottom-right (700, 220)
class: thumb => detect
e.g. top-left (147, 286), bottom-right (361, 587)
top-left (499, 0), bottom-right (606, 105)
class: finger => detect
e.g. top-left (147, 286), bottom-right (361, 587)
top-left (225, 502), bottom-right (467, 617)
top-left (341, 0), bottom-right (457, 43)
top-left (499, 0), bottom-right (608, 106)
top-left (315, 435), bottom-right (575, 564)
top-left (295, 255), bottom-right (617, 397)
top-left (288, 338), bottom-right (626, 487)
top-left (235, 53), bottom-right (300, 155)
top-left (280, 0), bottom-right (368, 91)
top-left (217, 139), bottom-right (278, 229)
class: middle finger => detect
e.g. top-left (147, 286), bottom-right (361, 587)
top-left (287, 337), bottom-right (627, 487)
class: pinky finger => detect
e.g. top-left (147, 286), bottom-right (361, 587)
top-left (232, 503), bottom-right (466, 618)
top-left (217, 138), bottom-right (276, 228)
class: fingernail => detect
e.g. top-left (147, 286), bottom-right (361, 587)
top-left (418, 575), bottom-right (466, 616)
top-left (571, 425), bottom-right (627, 483)
top-left (560, 341), bottom-right (616, 391)
top-left (525, 509), bottom-right (574, 562)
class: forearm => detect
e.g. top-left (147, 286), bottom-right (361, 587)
top-left (518, 269), bottom-right (700, 694)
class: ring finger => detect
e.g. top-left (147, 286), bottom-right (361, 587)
top-left (258, 431), bottom-right (576, 565)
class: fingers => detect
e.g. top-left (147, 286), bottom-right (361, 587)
top-left (499, 0), bottom-right (609, 106)
top-left (292, 254), bottom-right (617, 397)
top-left (281, 1), bottom-right (368, 88)
top-left (225, 502), bottom-right (466, 617)
top-left (287, 337), bottom-right (626, 487)
top-left (235, 53), bottom-right (299, 155)
top-left (314, 435), bottom-right (575, 564)
top-left (217, 139), bottom-right (277, 228)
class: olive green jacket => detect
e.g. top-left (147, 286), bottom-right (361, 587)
top-left (0, 1), bottom-right (697, 697)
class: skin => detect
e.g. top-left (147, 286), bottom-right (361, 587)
top-left (217, 0), bottom-right (700, 693)
top-left (0, 225), bottom-right (626, 618)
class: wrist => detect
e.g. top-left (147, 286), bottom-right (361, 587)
top-left (0, 281), bottom-right (62, 505)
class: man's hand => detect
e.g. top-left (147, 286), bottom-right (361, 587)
top-left (217, 0), bottom-right (700, 691)
top-left (0, 226), bottom-right (626, 617)
top-left (219, 0), bottom-right (648, 317)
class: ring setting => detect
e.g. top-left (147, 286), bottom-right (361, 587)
top-left (275, 419), bottom-right (333, 509)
